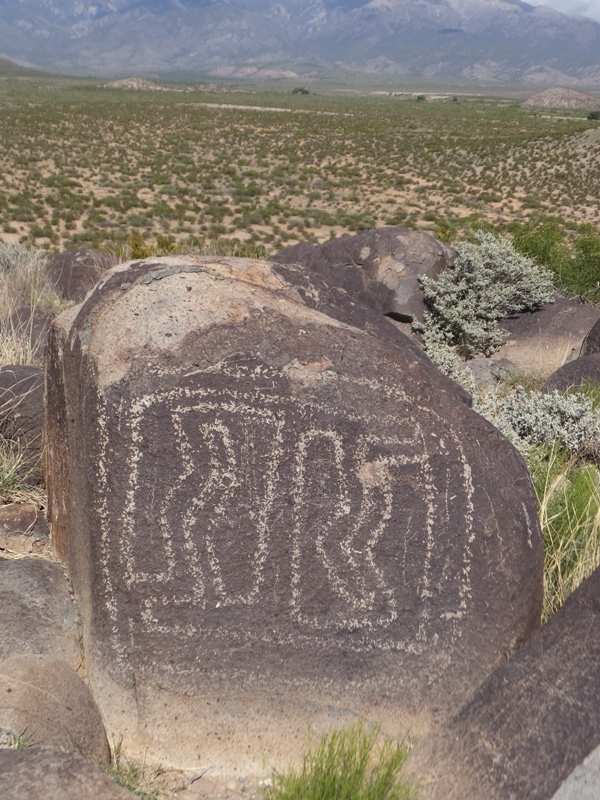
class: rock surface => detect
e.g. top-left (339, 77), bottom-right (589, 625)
top-left (406, 566), bottom-right (600, 800)
top-left (0, 557), bottom-right (80, 667)
top-left (0, 746), bottom-right (135, 800)
top-left (551, 745), bottom-right (600, 800)
top-left (543, 353), bottom-right (600, 392)
top-left (45, 255), bottom-right (542, 776)
top-left (492, 296), bottom-right (600, 373)
top-left (0, 654), bottom-right (109, 763)
top-left (580, 317), bottom-right (600, 356)
top-left (0, 503), bottom-right (50, 556)
top-left (270, 226), bottom-right (455, 323)
top-left (45, 247), bottom-right (116, 302)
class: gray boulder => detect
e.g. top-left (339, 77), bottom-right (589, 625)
top-left (45, 247), bottom-right (116, 302)
top-left (493, 296), bottom-right (600, 373)
top-left (270, 226), bottom-right (455, 323)
top-left (580, 317), bottom-right (600, 357)
top-left (406, 565), bottom-right (600, 800)
top-left (0, 654), bottom-right (109, 764)
top-left (45, 255), bottom-right (542, 776)
top-left (0, 557), bottom-right (80, 667)
top-left (0, 746), bottom-right (136, 800)
top-left (543, 353), bottom-right (600, 393)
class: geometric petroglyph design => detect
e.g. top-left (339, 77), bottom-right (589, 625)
top-left (94, 370), bottom-right (479, 660)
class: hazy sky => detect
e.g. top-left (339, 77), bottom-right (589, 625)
top-left (528, 0), bottom-right (600, 21)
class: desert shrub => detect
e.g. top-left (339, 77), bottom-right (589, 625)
top-left (417, 231), bottom-right (554, 360)
top-left (262, 723), bottom-right (414, 800)
top-left (476, 387), bottom-right (600, 455)
top-left (0, 435), bottom-right (44, 505)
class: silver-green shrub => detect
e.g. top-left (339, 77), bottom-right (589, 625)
top-left (417, 231), bottom-right (555, 360)
top-left (475, 387), bottom-right (600, 455)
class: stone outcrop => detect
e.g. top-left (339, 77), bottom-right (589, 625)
top-left (492, 296), bottom-right (600, 373)
top-left (0, 557), bottom-right (80, 667)
top-left (45, 255), bottom-right (542, 776)
top-left (0, 746), bottom-right (136, 800)
top-left (0, 654), bottom-right (109, 764)
top-left (45, 247), bottom-right (116, 302)
top-left (406, 566), bottom-right (600, 800)
top-left (543, 353), bottom-right (600, 393)
top-left (270, 226), bottom-right (455, 323)
top-left (581, 317), bottom-right (600, 356)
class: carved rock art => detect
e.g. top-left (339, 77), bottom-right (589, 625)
top-left (45, 255), bottom-right (542, 775)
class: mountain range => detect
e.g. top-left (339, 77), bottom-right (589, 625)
top-left (1, 0), bottom-right (600, 86)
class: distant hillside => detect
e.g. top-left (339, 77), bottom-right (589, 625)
top-left (1, 1), bottom-right (600, 86)
top-left (0, 55), bottom-right (46, 78)
top-left (522, 87), bottom-right (600, 111)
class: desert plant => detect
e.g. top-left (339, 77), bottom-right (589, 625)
top-left (417, 231), bottom-right (555, 360)
top-left (526, 444), bottom-right (600, 619)
top-left (0, 435), bottom-right (44, 505)
top-left (107, 739), bottom-right (165, 800)
top-left (475, 387), bottom-right (600, 455)
top-left (262, 723), bottom-right (415, 800)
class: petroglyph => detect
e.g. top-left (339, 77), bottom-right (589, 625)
top-left (94, 365), bottom-right (478, 662)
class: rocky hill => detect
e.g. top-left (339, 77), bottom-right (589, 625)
top-left (1, 0), bottom-right (600, 85)
top-left (522, 87), bottom-right (600, 110)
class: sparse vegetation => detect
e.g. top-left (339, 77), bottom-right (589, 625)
top-left (0, 79), bottom-right (598, 253)
top-left (262, 723), bottom-right (415, 800)
top-left (107, 739), bottom-right (165, 800)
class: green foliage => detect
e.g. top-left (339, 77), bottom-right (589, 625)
top-left (512, 217), bottom-right (600, 303)
top-left (262, 723), bottom-right (415, 800)
top-left (417, 231), bottom-right (555, 359)
top-left (526, 444), bottom-right (600, 620)
top-left (588, 111), bottom-right (600, 120)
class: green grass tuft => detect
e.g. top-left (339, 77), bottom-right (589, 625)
top-left (262, 723), bottom-right (415, 800)
top-left (526, 443), bottom-right (600, 620)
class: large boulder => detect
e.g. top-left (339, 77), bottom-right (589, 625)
top-left (270, 226), bottom-right (455, 323)
top-left (45, 247), bottom-right (116, 302)
top-left (406, 566), bottom-right (600, 800)
top-left (0, 746), bottom-right (136, 800)
top-left (580, 317), bottom-right (600, 356)
top-left (0, 654), bottom-right (109, 764)
top-left (543, 353), bottom-right (600, 393)
top-left (0, 557), bottom-right (81, 667)
top-left (492, 296), bottom-right (600, 373)
top-left (45, 255), bottom-right (542, 776)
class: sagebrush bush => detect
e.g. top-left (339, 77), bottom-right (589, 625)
top-left (417, 231), bottom-right (555, 360)
top-left (475, 387), bottom-right (600, 456)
